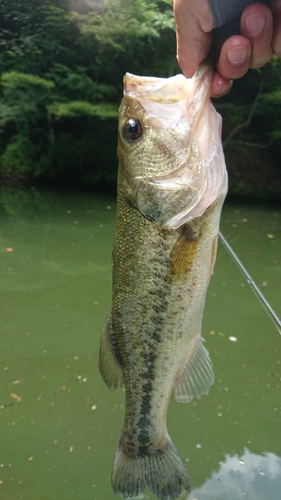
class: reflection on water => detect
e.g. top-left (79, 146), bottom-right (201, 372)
top-left (136, 451), bottom-right (281, 500)
top-left (187, 449), bottom-right (281, 500)
top-left (0, 187), bottom-right (280, 500)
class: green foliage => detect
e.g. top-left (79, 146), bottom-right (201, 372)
top-left (48, 101), bottom-right (118, 119)
top-left (0, 72), bottom-right (54, 135)
top-left (1, 72), bottom-right (55, 89)
top-left (0, 0), bottom-right (177, 185)
top-left (74, 0), bottom-right (174, 44)
top-left (218, 60), bottom-right (281, 148)
top-left (213, 61), bottom-right (281, 198)
top-left (1, 135), bottom-right (36, 174)
top-left (48, 63), bottom-right (116, 101)
top-left (1, 134), bottom-right (52, 177)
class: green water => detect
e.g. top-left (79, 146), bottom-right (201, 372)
top-left (0, 187), bottom-right (280, 500)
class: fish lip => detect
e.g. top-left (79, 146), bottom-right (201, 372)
top-left (123, 63), bottom-right (212, 103)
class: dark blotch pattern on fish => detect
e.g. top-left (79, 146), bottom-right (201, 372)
top-left (133, 227), bottom-right (173, 454)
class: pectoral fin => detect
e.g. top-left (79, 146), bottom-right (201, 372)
top-left (170, 224), bottom-right (200, 282)
top-left (174, 339), bottom-right (214, 403)
top-left (99, 313), bottom-right (123, 390)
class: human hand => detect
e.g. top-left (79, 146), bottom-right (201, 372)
top-left (174, 0), bottom-right (281, 98)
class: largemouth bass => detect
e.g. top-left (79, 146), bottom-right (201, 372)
top-left (99, 64), bottom-right (228, 500)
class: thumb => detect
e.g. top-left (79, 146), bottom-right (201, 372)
top-left (174, 0), bottom-right (214, 77)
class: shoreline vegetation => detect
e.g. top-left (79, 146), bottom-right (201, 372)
top-left (0, 0), bottom-right (280, 200)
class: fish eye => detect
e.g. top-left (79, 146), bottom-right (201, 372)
top-left (124, 118), bottom-right (143, 141)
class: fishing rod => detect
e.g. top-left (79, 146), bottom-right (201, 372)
top-left (219, 231), bottom-right (281, 335)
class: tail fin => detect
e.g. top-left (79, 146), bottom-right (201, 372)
top-left (111, 436), bottom-right (191, 500)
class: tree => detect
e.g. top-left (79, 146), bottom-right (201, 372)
top-left (0, 0), bottom-right (176, 185)
top-left (217, 59), bottom-right (281, 198)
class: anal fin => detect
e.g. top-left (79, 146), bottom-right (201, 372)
top-left (99, 313), bottom-right (123, 390)
top-left (174, 339), bottom-right (214, 403)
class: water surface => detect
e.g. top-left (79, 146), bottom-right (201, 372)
top-left (0, 187), bottom-right (280, 500)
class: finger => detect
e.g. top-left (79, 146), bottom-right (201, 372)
top-left (241, 3), bottom-right (273, 68)
top-left (210, 72), bottom-right (233, 98)
top-left (174, 0), bottom-right (213, 78)
top-left (176, 28), bottom-right (212, 78)
top-left (216, 35), bottom-right (251, 80)
top-left (271, 0), bottom-right (281, 56)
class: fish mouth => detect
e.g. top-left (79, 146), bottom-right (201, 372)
top-left (123, 65), bottom-right (213, 129)
top-left (123, 64), bottom-right (212, 103)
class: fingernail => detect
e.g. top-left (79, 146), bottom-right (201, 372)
top-left (244, 14), bottom-right (266, 37)
top-left (226, 46), bottom-right (249, 64)
top-left (215, 79), bottom-right (233, 98)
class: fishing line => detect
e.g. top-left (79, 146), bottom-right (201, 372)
top-left (219, 231), bottom-right (281, 335)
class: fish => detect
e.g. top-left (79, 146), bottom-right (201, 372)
top-left (99, 63), bottom-right (228, 500)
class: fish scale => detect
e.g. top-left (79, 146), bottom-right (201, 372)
top-left (99, 64), bottom-right (228, 500)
